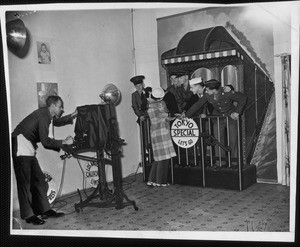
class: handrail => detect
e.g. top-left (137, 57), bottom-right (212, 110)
top-left (139, 114), bottom-right (244, 190)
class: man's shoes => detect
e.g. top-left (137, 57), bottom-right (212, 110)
top-left (41, 209), bottom-right (65, 219)
top-left (25, 215), bottom-right (45, 225)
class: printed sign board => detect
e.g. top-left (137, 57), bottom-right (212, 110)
top-left (171, 118), bottom-right (199, 148)
top-left (43, 171), bottom-right (57, 204)
top-left (83, 153), bottom-right (112, 188)
top-left (84, 161), bottom-right (99, 188)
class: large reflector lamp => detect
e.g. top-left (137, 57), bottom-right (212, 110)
top-left (99, 84), bottom-right (121, 105)
top-left (6, 18), bottom-right (27, 53)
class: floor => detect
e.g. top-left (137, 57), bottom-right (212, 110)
top-left (12, 173), bottom-right (290, 233)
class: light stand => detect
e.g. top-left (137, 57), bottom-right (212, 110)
top-left (102, 102), bottom-right (138, 210)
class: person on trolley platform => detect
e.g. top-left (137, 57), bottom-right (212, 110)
top-left (179, 77), bottom-right (211, 167)
top-left (180, 79), bottom-right (247, 167)
top-left (146, 87), bottom-right (177, 187)
top-left (130, 75), bottom-right (148, 124)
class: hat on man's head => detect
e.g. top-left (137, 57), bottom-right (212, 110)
top-left (189, 77), bottom-right (204, 87)
top-left (169, 72), bottom-right (178, 77)
top-left (151, 87), bottom-right (165, 100)
top-left (130, 75), bottom-right (145, 85)
top-left (205, 79), bottom-right (221, 88)
top-left (175, 70), bottom-right (188, 78)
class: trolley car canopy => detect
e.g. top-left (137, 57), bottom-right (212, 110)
top-left (161, 26), bottom-right (269, 79)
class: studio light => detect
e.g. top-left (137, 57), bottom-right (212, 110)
top-left (99, 84), bottom-right (121, 105)
top-left (6, 18), bottom-right (27, 53)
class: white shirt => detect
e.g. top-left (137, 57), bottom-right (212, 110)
top-left (16, 134), bottom-right (35, 156)
top-left (48, 118), bottom-right (54, 139)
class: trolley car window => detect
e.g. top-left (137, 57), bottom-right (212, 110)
top-left (190, 68), bottom-right (215, 81)
top-left (221, 65), bottom-right (238, 91)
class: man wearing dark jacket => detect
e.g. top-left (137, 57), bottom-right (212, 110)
top-left (183, 77), bottom-right (207, 116)
top-left (176, 71), bottom-right (193, 112)
top-left (130, 75), bottom-right (148, 124)
top-left (12, 95), bottom-right (77, 225)
top-left (182, 79), bottom-right (247, 167)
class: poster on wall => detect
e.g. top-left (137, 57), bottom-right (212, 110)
top-left (37, 41), bottom-right (51, 64)
top-left (35, 37), bottom-right (55, 71)
top-left (37, 82), bottom-right (58, 108)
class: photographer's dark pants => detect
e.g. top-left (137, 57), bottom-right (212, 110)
top-left (12, 137), bottom-right (50, 219)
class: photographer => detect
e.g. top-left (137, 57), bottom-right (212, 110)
top-left (11, 95), bottom-right (77, 225)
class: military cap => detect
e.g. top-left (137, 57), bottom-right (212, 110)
top-left (175, 70), bottom-right (188, 78)
top-left (189, 77), bottom-right (205, 87)
top-left (169, 71), bottom-right (178, 77)
top-left (205, 79), bottom-right (221, 88)
top-left (130, 75), bottom-right (145, 85)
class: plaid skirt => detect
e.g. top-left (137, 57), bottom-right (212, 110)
top-left (148, 104), bottom-right (176, 161)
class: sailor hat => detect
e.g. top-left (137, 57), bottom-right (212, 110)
top-left (151, 87), bottom-right (165, 100)
top-left (189, 77), bottom-right (204, 86)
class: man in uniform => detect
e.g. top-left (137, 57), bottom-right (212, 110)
top-left (166, 72), bottom-right (182, 112)
top-left (182, 79), bottom-right (247, 167)
top-left (131, 75), bottom-right (148, 124)
top-left (183, 77), bottom-right (206, 116)
top-left (177, 77), bottom-right (207, 167)
top-left (175, 71), bottom-right (193, 113)
top-left (130, 75), bottom-right (152, 164)
top-left (167, 72), bottom-right (178, 91)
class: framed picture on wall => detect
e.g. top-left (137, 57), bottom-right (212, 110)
top-left (37, 41), bottom-right (51, 64)
top-left (35, 37), bottom-right (55, 71)
top-left (37, 82), bottom-right (58, 108)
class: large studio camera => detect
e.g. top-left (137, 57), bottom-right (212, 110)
top-left (62, 84), bottom-right (121, 156)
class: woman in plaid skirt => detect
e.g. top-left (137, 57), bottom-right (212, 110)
top-left (146, 87), bottom-right (177, 187)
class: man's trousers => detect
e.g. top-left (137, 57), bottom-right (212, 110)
top-left (12, 137), bottom-right (50, 219)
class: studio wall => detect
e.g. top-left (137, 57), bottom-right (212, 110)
top-left (7, 9), bottom-right (139, 211)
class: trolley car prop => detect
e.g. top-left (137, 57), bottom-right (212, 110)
top-left (141, 26), bottom-right (274, 191)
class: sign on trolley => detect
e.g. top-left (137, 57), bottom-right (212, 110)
top-left (171, 118), bottom-right (199, 148)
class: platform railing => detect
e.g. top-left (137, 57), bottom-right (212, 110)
top-left (140, 114), bottom-right (243, 191)
top-left (139, 118), bottom-right (152, 182)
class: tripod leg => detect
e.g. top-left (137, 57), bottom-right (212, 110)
top-left (121, 190), bottom-right (138, 211)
